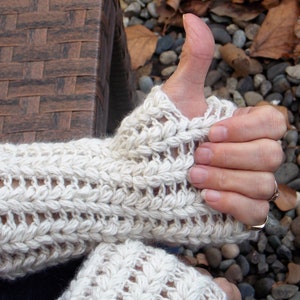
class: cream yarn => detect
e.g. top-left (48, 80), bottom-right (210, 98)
top-left (59, 239), bottom-right (226, 300)
top-left (0, 86), bottom-right (251, 297)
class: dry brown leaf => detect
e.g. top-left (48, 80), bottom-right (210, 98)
top-left (250, 0), bottom-right (299, 60)
top-left (125, 25), bottom-right (158, 70)
top-left (274, 184), bottom-right (298, 211)
top-left (166, 0), bottom-right (181, 13)
top-left (210, 0), bottom-right (264, 21)
top-left (179, 0), bottom-right (211, 16)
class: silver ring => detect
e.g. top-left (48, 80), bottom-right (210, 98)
top-left (269, 180), bottom-right (279, 202)
top-left (247, 215), bottom-right (268, 231)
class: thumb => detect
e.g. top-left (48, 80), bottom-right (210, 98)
top-left (162, 13), bottom-right (215, 119)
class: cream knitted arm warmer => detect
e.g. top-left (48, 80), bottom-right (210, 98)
top-left (59, 239), bottom-right (226, 300)
top-left (0, 86), bottom-right (251, 280)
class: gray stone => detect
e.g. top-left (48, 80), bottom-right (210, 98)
top-left (257, 232), bottom-right (268, 253)
top-left (161, 66), bottom-right (177, 77)
top-left (260, 80), bottom-right (272, 96)
top-left (288, 178), bottom-right (300, 190)
top-left (155, 35), bottom-right (175, 54)
top-left (275, 162), bottom-right (299, 184)
top-left (147, 2), bottom-right (158, 18)
top-left (209, 24), bottom-right (231, 44)
top-left (254, 73), bottom-right (266, 89)
top-left (245, 23), bottom-right (260, 40)
top-left (204, 247), bottom-right (222, 268)
top-left (271, 284), bottom-right (299, 299)
top-left (159, 50), bottom-right (177, 65)
top-left (124, 2), bottom-right (141, 17)
top-left (226, 23), bottom-right (239, 35)
top-left (237, 76), bottom-right (254, 94)
top-left (272, 75), bottom-right (291, 93)
top-left (286, 65), bottom-right (300, 80)
top-left (244, 91), bottom-right (263, 106)
top-left (219, 259), bottom-right (235, 271)
top-left (205, 70), bottom-right (222, 87)
top-left (238, 283), bottom-right (255, 299)
top-left (254, 278), bottom-right (276, 299)
top-left (267, 62), bottom-right (291, 81)
top-left (285, 130), bottom-right (298, 147)
top-left (138, 76), bottom-right (153, 94)
top-left (276, 244), bottom-right (293, 261)
top-left (226, 77), bottom-right (238, 93)
top-left (265, 92), bottom-right (283, 102)
top-left (221, 243), bottom-right (240, 259)
top-left (232, 29), bottom-right (246, 48)
top-left (224, 263), bottom-right (243, 284)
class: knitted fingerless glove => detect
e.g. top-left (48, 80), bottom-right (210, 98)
top-left (59, 239), bottom-right (226, 300)
top-left (0, 86), bottom-right (251, 279)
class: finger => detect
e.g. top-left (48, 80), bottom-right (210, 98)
top-left (162, 13), bottom-right (214, 119)
top-left (209, 105), bottom-right (287, 142)
top-left (201, 189), bottom-right (269, 226)
top-left (188, 166), bottom-right (275, 200)
top-left (194, 139), bottom-right (284, 172)
top-left (214, 278), bottom-right (241, 300)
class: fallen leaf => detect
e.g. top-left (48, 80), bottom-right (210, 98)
top-left (179, 0), bottom-right (211, 16)
top-left (125, 25), bottom-right (158, 70)
top-left (210, 0), bottom-right (264, 21)
top-left (250, 0), bottom-right (299, 60)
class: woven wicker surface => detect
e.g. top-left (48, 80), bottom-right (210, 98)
top-left (0, 0), bottom-right (135, 143)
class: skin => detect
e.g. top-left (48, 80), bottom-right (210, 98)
top-left (162, 14), bottom-right (287, 299)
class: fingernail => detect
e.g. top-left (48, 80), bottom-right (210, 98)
top-left (195, 147), bottom-right (212, 164)
top-left (209, 126), bottom-right (228, 142)
top-left (201, 189), bottom-right (221, 202)
top-left (188, 167), bottom-right (208, 184)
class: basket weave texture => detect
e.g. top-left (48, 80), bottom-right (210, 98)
top-left (0, 0), bottom-right (135, 143)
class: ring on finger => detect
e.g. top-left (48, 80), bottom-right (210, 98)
top-left (269, 180), bottom-right (279, 202)
top-left (247, 215), bottom-right (268, 231)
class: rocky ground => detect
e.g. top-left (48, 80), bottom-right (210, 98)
top-left (121, 1), bottom-right (300, 299)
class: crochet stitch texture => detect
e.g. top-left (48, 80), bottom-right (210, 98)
top-left (0, 86), bottom-right (251, 298)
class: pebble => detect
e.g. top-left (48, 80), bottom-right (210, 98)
top-left (265, 92), bottom-right (283, 102)
top-left (233, 90), bottom-right (246, 107)
top-left (226, 23), bottom-right (239, 35)
top-left (237, 76), bottom-right (254, 94)
top-left (161, 65), bottom-right (177, 77)
top-left (260, 80), bottom-right (272, 96)
top-left (147, 2), bottom-right (158, 18)
top-left (236, 255), bottom-right (250, 276)
top-left (267, 62), bottom-right (291, 81)
top-left (221, 243), bottom-right (240, 259)
top-left (138, 75), bottom-right (153, 94)
top-left (286, 65), bottom-right (300, 80)
top-left (155, 35), bottom-right (175, 55)
top-left (237, 282), bottom-right (255, 299)
top-left (209, 24), bottom-right (231, 44)
top-left (232, 29), bottom-right (246, 48)
top-left (245, 23), bottom-right (260, 40)
top-left (204, 247), bottom-right (222, 268)
top-left (253, 73), bottom-right (266, 88)
top-left (224, 264), bottom-right (243, 284)
top-left (124, 2), bottom-right (141, 17)
top-left (276, 244), bottom-right (293, 261)
top-left (254, 278), bottom-right (276, 298)
top-left (271, 284), bottom-right (299, 299)
top-left (244, 91), bottom-right (263, 106)
top-left (272, 75), bottom-right (291, 93)
top-left (159, 50), bottom-right (177, 65)
top-left (275, 163), bottom-right (299, 184)
top-left (286, 263), bottom-right (300, 284)
top-left (205, 70), bottom-right (222, 87)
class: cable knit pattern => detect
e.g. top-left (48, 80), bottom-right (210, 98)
top-left (59, 239), bottom-right (226, 300)
top-left (0, 86), bottom-right (251, 281)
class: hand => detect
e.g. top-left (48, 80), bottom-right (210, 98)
top-left (189, 106), bottom-right (286, 226)
top-left (161, 13), bottom-right (287, 227)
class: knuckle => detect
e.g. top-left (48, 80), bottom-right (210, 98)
top-left (269, 107), bottom-right (287, 138)
top-left (256, 172), bottom-right (274, 199)
top-left (258, 140), bottom-right (284, 171)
